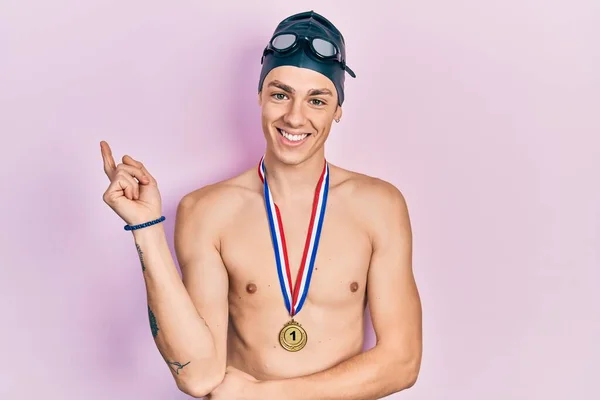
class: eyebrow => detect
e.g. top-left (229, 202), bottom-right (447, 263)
top-left (307, 88), bottom-right (333, 97)
top-left (267, 80), bottom-right (333, 97)
top-left (268, 80), bottom-right (295, 94)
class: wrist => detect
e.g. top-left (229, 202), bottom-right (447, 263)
top-left (131, 221), bottom-right (166, 242)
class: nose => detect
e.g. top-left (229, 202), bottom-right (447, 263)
top-left (282, 99), bottom-right (306, 128)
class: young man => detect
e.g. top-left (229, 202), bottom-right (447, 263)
top-left (101, 11), bottom-right (422, 399)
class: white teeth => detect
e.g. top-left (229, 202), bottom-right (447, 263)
top-left (280, 129), bottom-right (308, 142)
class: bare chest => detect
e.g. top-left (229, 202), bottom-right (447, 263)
top-left (220, 196), bottom-right (372, 309)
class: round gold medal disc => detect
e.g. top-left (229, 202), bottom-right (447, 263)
top-left (279, 319), bottom-right (307, 352)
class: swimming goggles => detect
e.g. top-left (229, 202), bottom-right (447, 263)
top-left (263, 33), bottom-right (356, 78)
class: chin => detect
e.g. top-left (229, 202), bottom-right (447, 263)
top-left (269, 148), bottom-right (309, 166)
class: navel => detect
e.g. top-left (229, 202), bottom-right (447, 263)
top-left (350, 281), bottom-right (359, 292)
top-left (246, 283), bottom-right (257, 294)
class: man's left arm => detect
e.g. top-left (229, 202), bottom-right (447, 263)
top-left (260, 181), bottom-right (423, 400)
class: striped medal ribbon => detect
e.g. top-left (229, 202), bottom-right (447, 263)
top-left (258, 156), bottom-right (329, 352)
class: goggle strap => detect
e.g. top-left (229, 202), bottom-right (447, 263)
top-left (343, 62), bottom-right (357, 78)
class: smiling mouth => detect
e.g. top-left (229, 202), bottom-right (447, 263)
top-left (277, 128), bottom-right (310, 142)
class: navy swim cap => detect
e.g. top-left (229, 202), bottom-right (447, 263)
top-left (258, 11), bottom-right (356, 106)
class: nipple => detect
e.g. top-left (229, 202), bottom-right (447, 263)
top-left (246, 283), bottom-right (258, 294)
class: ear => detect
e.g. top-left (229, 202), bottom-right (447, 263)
top-left (257, 91), bottom-right (262, 106)
top-left (334, 105), bottom-right (343, 122)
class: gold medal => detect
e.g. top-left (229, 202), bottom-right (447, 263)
top-left (278, 319), bottom-right (307, 352)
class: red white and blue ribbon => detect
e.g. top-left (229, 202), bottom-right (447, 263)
top-left (258, 156), bottom-right (329, 317)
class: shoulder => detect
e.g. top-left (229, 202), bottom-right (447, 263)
top-left (330, 165), bottom-right (411, 241)
top-left (331, 164), bottom-right (408, 215)
top-left (175, 167), bottom-right (260, 238)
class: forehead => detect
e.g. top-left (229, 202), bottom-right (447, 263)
top-left (263, 66), bottom-right (336, 92)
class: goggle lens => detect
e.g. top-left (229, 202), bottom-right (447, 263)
top-left (271, 34), bottom-right (296, 50)
top-left (271, 34), bottom-right (338, 59)
top-left (312, 38), bottom-right (337, 57)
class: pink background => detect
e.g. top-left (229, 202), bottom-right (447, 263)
top-left (1, 1), bottom-right (598, 399)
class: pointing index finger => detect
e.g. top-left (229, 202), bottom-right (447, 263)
top-left (100, 141), bottom-right (117, 178)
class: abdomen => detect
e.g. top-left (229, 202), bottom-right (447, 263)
top-left (227, 299), bottom-right (366, 379)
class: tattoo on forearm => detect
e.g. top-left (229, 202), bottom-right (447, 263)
top-left (136, 243), bottom-right (145, 272)
top-left (148, 306), bottom-right (159, 337)
top-left (167, 361), bottom-right (191, 375)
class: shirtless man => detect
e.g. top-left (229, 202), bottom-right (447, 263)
top-left (101, 11), bottom-right (422, 399)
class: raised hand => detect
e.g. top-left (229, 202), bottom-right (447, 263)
top-left (100, 140), bottom-right (163, 226)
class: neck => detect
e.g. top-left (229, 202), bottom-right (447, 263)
top-left (262, 151), bottom-right (326, 201)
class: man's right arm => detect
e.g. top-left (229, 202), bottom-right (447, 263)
top-left (132, 186), bottom-right (229, 398)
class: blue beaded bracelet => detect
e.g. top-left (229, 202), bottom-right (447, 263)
top-left (124, 216), bottom-right (166, 231)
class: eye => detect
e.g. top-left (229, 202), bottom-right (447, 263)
top-left (272, 93), bottom-right (288, 100)
top-left (310, 99), bottom-right (326, 106)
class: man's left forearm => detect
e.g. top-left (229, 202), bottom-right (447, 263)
top-left (259, 345), bottom-right (419, 400)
